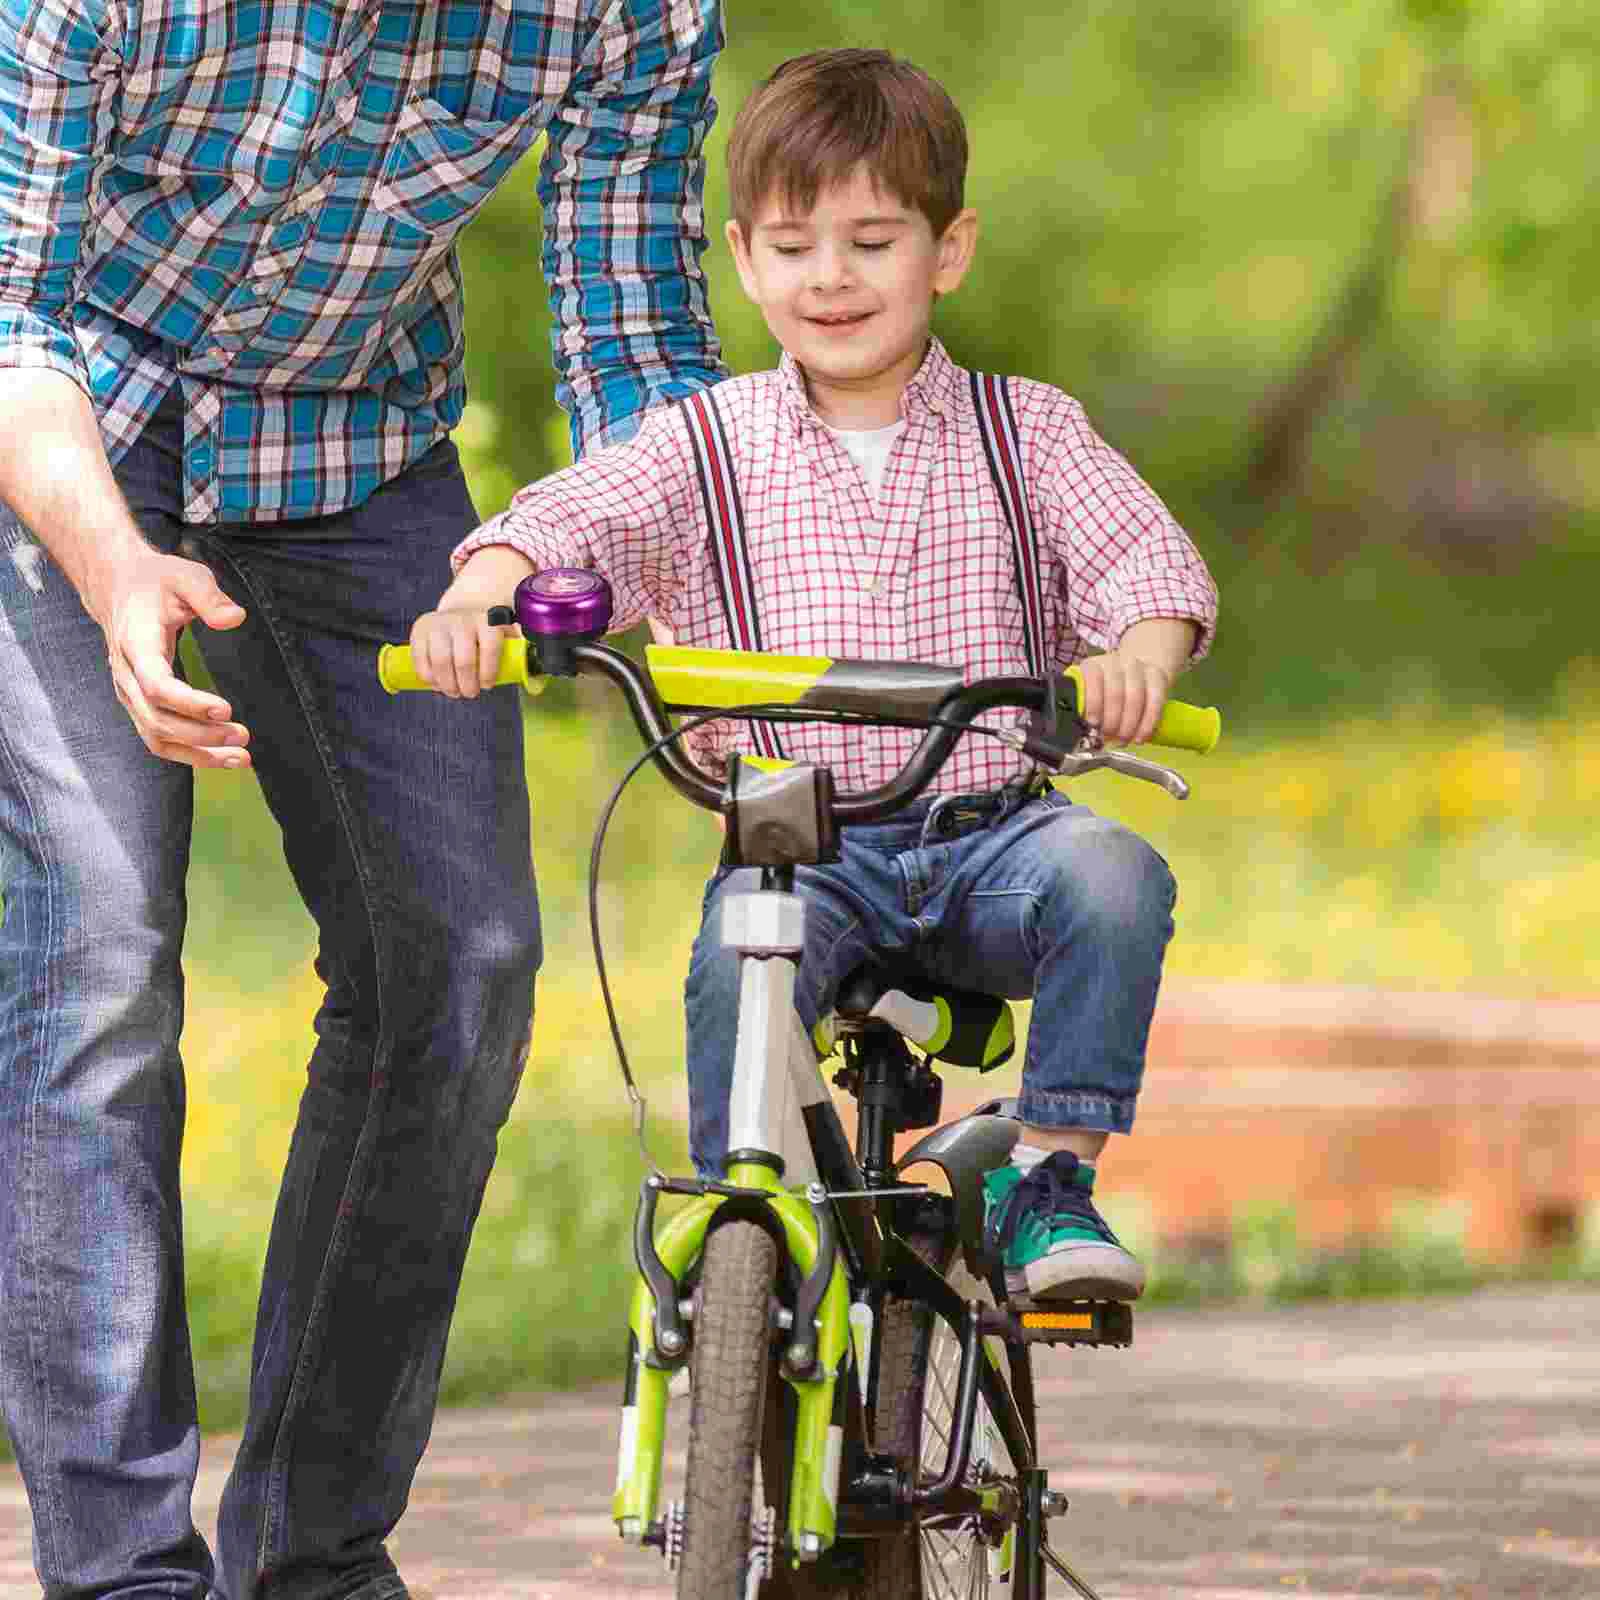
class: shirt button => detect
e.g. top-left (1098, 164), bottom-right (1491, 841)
top-left (861, 576), bottom-right (880, 594)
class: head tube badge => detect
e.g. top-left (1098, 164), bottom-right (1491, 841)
top-left (721, 756), bottom-right (839, 869)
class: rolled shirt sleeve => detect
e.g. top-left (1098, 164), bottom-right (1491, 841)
top-left (1029, 386), bottom-right (1218, 663)
top-left (0, 0), bottom-right (107, 396)
top-left (541, 0), bottom-right (727, 460)
top-left (452, 403), bottom-right (701, 630)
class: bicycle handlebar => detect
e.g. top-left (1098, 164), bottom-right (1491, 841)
top-left (597, 640), bottom-right (1052, 822)
top-left (381, 566), bottom-right (1219, 811)
top-left (379, 633), bottom-right (1222, 817)
top-left (379, 639), bottom-right (1218, 754)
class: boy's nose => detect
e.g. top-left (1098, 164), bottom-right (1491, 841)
top-left (808, 245), bottom-right (854, 290)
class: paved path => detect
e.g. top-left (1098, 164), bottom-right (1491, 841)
top-left (5, 1286), bottom-right (1598, 1598)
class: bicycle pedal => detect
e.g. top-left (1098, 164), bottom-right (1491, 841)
top-left (991, 1299), bottom-right (1133, 1348)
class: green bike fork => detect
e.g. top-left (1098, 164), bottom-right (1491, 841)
top-left (613, 1162), bottom-right (851, 1563)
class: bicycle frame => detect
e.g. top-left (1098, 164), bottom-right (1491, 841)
top-left (612, 876), bottom-right (1047, 1577)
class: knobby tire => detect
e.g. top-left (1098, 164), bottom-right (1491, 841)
top-left (679, 1219), bottom-right (780, 1600)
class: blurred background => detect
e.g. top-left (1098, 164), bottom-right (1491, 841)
top-left (120, 0), bottom-right (1600, 1441)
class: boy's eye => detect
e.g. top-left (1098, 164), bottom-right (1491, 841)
top-left (855, 240), bottom-right (893, 252)
top-left (771, 244), bottom-right (808, 257)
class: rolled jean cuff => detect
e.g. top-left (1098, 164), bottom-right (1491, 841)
top-left (1016, 1088), bottom-right (1136, 1135)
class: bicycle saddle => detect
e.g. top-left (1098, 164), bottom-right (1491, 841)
top-left (825, 963), bottom-right (1016, 1071)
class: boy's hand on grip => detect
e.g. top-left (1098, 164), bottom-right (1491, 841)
top-left (408, 606), bottom-right (518, 699)
top-left (1073, 651), bottom-right (1174, 747)
top-left (411, 544), bottom-right (537, 697)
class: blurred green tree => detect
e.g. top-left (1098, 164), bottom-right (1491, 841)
top-left (451, 0), bottom-right (1597, 719)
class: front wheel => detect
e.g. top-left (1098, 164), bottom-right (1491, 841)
top-left (678, 1219), bottom-right (780, 1599)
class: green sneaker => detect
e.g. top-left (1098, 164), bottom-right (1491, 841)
top-left (982, 1151), bottom-right (1145, 1302)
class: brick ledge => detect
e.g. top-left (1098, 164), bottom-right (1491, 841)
top-left (1153, 981), bottom-right (1600, 1057)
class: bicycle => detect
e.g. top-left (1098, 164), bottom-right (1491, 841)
top-left (381, 568), bottom-right (1221, 1598)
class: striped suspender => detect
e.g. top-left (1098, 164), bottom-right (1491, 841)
top-left (970, 373), bottom-right (1050, 679)
top-left (680, 389), bottom-right (787, 761)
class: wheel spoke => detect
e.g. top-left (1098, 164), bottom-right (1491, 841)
top-left (922, 1331), bottom-right (961, 1473)
top-left (872, 1237), bottom-right (1024, 1600)
top-left (920, 1522), bottom-right (988, 1600)
top-left (922, 1396), bottom-right (953, 1463)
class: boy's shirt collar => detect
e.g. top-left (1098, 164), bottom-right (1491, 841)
top-left (777, 336), bottom-right (963, 431)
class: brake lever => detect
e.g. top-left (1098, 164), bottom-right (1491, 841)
top-left (1016, 682), bottom-right (1192, 800)
top-left (1054, 743), bottom-right (1190, 800)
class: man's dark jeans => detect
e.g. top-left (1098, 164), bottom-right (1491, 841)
top-left (0, 395), bottom-right (539, 1599)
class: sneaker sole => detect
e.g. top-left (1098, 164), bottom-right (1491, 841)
top-left (1006, 1243), bottom-right (1146, 1303)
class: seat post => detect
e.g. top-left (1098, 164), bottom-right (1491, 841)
top-left (851, 1031), bottom-right (911, 1188)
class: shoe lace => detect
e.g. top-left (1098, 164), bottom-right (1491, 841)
top-left (987, 1151), bottom-right (1114, 1255)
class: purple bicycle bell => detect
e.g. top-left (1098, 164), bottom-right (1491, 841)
top-left (512, 568), bottom-right (613, 675)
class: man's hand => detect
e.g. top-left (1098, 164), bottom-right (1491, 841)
top-left (97, 549), bottom-right (251, 768)
top-left (410, 544), bottom-right (536, 698)
top-left (1073, 618), bottom-right (1202, 746)
top-left (0, 370), bottom-right (251, 768)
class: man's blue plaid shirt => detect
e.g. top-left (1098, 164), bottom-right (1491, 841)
top-left (0, 0), bottom-right (724, 522)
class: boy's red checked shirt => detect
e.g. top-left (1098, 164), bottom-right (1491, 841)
top-left (455, 339), bottom-right (1218, 795)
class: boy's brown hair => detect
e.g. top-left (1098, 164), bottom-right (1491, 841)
top-left (726, 50), bottom-right (968, 238)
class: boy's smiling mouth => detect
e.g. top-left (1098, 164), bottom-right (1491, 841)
top-left (807, 310), bottom-right (873, 328)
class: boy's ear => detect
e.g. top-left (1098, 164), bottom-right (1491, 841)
top-left (724, 219), bottom-right (761, 302)
top-left (933, 208), bottom-right (979, 297)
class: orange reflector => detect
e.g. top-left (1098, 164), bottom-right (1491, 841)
top-left (1021, 1311), bottom-right (1094, 1331)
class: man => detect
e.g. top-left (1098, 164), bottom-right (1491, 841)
top-left (0, 2), bottom-right (723, 1596)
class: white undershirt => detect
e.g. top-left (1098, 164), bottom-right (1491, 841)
top-left (824, 419), bottom-right (906, 500)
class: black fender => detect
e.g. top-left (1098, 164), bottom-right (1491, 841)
top-left (897, 1097), bottom-right (1021, 1270)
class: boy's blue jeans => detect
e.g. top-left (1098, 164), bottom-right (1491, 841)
top-left (684, 787), bottom-right (1176, 1175)
top-left (0, 395), bottom-right (539, 1599)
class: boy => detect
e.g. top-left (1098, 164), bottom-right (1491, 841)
top-left (411, 49), bottom-right (1217, 1302)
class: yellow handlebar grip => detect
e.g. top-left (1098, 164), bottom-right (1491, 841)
top-left (1150, 697), bottom-right (1221, 754)
top-left (1064, 666), bottom-right (1221, 754)
top-left (378, 639), bottom-right (543, 695)
top-left (378, 643), bottom-right (426, 693)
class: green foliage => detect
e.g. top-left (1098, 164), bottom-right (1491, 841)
top-left (181, 0), bottom-right (1600, 1433)
top-left (1137, 1192), bottom-right (1600, 1308)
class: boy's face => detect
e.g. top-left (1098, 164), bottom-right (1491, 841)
top-left (726, 165), bottom-right (976, 422)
